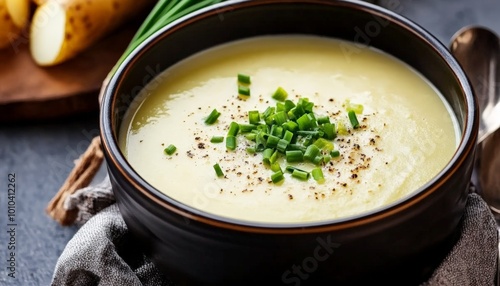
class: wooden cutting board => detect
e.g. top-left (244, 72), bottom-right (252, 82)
top-left (0, 24), bottom-right (137, 122)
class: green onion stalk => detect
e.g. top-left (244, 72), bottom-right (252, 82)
top-left (112, 0), bottom-right (227, 75)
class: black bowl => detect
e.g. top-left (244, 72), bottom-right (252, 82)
top-left (100, 0), bottom-right (478, 285)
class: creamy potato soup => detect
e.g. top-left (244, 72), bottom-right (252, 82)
top-left (119, 36), bottom-right (459, 223)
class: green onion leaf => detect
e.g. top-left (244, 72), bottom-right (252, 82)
top-left (317, 116), bottom-right (330, 125)
top-left (311, 168), bottom-right (325, 183)
top-left (292, 169), bottom-right (309, 181)
top-left (348, 110), bottom-right (360, 129)
top-left (274, 111), bottom-right (288, 125)
top-left (210, 136), bottom-right (224, 143)
top-left (337, 122), bottom-right (348, 135)
top-left (245, 133), bottom-right (257, 141)
top-left (284, 100), bottom-right (296, 112)
top-left (248, 110), bottom-right (260, 124)
top-left (271, 171), bottom-right (285, 184)
top-left (312, 155), bottom-right (324, 165)
top-left (276, 102), bottom-right (286, 112)
top-left (285, 166), bottom-right (308, 173)
top-left (286, 150), bottom-right (304, 163)
top-left (272, 87), bottom-right (288, 101)
top-left (238, 85), bottom-right (250, 96)
top-left (238, 73), bottom-right (251, 84)
top-left (304, 145), bottom-right (321, 162)
top-left (164, 144), bottom-right (177, 155)
top-left (266, 135), bottom-right (280, 148)
top-left (246, 147), bottom-right (256, 154)
top-left (213, 163), bottom-right (224, 177)
top-left (288, 144), bottom-right (307, 153)
top-left (345, 100), bottom-right (364, 114)
top-left (226, 136), bottom-right (237, 150)
top-left (283, 121), bottom-right (299, 133)
top-left (283, 130), bottom-right (294, 143)
top-left (239, 124), bottom-right (256, 133)
top-left (322, 123), bottom-right (336, 140)
top-left (297, 114), bottom-right (312, 130)
top-left (205, 109), bottom-right (221, 125)
top-left (271, 162), bottom-right (282, 172)
top-left (262, 148), bottom-right (274, 165)
top-left (227, 122), bottom-right (240, 137)
top-left (330, 150), bottom-right (341, 158)
top-left (313, 138), bottom-right (334, 151)
top-left (277, 139), bottom-right (289, 153)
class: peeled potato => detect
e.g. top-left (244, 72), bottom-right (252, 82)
top-left (0, 0), bottom-right (30, 49)
top-left (30, 0), bottom-right (153, 66)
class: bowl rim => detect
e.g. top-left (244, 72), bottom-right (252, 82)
top-left (100, 0), bottom-right (478, 233)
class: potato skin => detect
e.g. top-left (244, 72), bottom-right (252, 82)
top-left (0, 0), bottom-right (26, 49)
top-left (31, 0), bottom-right (153, 66)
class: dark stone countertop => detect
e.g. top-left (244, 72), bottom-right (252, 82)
top-left (0, 1), bottom-right (499, 285)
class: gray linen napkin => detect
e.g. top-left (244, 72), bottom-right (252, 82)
top-left (51, 177), bottom-right (499, 285)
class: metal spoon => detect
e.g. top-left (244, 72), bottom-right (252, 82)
top-left (450, 25), bottom-right (500, 286)
top-left (450, 25), bottom-right (500, 144)
top-left (450, 26), bottom-right (500, 213)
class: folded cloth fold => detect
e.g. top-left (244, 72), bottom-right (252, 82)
top-left (51, 177), bottom-right (499, 285)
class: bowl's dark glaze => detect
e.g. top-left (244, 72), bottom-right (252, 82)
top-left (100, 0), bottom-right (478, 285)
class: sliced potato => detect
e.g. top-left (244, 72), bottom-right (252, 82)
top-left (0, 0), bottom-right (30, 49)
top-left (30, 0), bottom-right (153, 66)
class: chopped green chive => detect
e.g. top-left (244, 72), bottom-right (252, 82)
top-left (276, 102), bottom-right (286, 112)
top-left (317, 116), bottom-right (330, 125)
top-left (345, 100), bottom-right (364, 114)
top-left (226, 136), bottom-right (237, 150)
top-left (304, 145), bottom-right (320, 162)
top-left (312, 155), bottom-right (324, 165)
top-left (277, 139), bottom-right (289, 153)
top-left (237, 73), bottom-right (251, 84)
top-left (227, 122), bottom-right (240, 137)
top-left (322, 123), bottom-right (336, 140)
top-left (262, 148), bottom-right (274, 165)
top-left (269, 150), bottom-right (279, 164)
top-left (296, 114), bottom-right (312, 130)
top-left (238, 85), bottom-right (250, 96)
top-left (311, 168), bottom-right (325, 183)
top-left (213, 163), bottom-right (224, 177)
top-left (292, 169), bottom-right (309, 181)
top-left (210, 136), bottom-right (224, 143)
top-left (284, 100), bottom-right (296, 112)
top-left (239, 124), bottom-right (256, 133)
top-left (271, 162), bottom-right (282, 172)
top-left (348, 110), bottom-right (360, 129)
top-left (272, 87), bottom-right (288, 101)
top-left (274, 111), bottom-right (288, 125)
top-left (288, 144), bottom-right (306, 153)
top-left (262, 106), bottom-right (275, 119)
top-left (283, 130), bottom-right (294, 143)
top-left (313, 138), bottom-right (334, 151)
top-left (330, 150), bottom-right (341, 158)
top-left (266, 135), bottom-right (280, 148)
top-left (205, 109), bottom-right (221, 125)
top-left (164, 144), bottom-right (176, 155)
top-left (271, 171), bottom-right (285, 184)
top-left (203, 80), bottom-right (366, 184)
top-left (283, 121), bottom-right (299, 132)
top-left (246, 147), bottom-right (256, 154)
top-left (323, 155), bottom-right (332, 163)
top-left (245, 133), bottom-right (257, 141)
top-left (337, 122), bottom-right (348, 135)
top-left (285, 166), bottom-right (308, 174)
top-left (248, 110), bottom-right (260, 124)
top-left (286, 150), bottom-right (304, 163)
